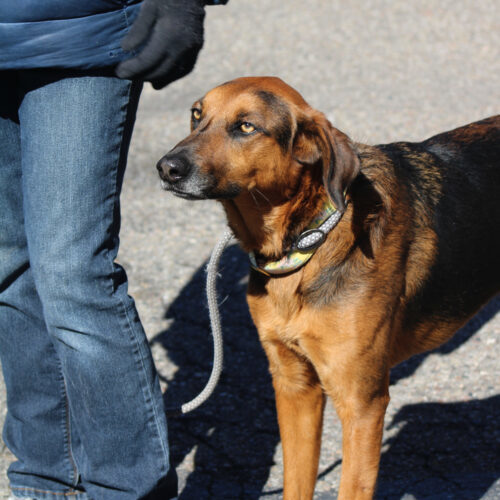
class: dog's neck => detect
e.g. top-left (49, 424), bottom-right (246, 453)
top-left (221, 174), bottom-right (329, 260)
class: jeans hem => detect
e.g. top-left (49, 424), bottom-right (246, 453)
top-left (10, 486), bottom-right (89, 500)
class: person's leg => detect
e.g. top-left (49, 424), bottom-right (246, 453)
top-left (12, 69), bottom-right (175, 499)
top-left (0, 71), bottom-right (87, 499)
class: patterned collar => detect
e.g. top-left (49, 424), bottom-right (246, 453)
top-left (248, 198), bottom-right (343, 276)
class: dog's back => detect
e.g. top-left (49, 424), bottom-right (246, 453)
top-left (375, 116), bottom-right (500, 352)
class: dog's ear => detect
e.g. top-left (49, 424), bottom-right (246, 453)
top-left (293, 110), bottom-right (360, 212)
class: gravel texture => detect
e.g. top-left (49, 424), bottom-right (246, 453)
top-left (1, 1), bottom-right (499, 498)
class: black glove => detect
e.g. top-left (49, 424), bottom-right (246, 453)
top-left (116, 0), bottom-right (207, 89)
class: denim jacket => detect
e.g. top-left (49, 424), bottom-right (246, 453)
top-left (0, 0), bottom-right (227, 70)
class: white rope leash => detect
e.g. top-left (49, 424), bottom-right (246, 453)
top-left (166, 228), bottom-right (234, 416)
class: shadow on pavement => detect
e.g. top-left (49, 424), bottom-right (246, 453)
top-left (377, 395), bottom-right (500, 499)
top-left (152, 244), bottom-right (279, 499)
top-left (151, 243), bottom-right (499, 499)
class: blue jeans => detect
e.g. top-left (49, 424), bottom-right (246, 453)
top-left (0, 70), bottom-right (176, 499)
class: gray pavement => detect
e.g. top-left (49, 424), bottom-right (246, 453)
top-left (1, 1), bottom-right (499, 498)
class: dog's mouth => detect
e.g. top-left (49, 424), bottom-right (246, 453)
top-left (160, 180), bottom-right (207, 200)
top-left (160, 175), bottom-right (241, 201)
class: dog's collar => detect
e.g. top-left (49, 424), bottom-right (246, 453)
top-left (248, 198), bottom-right (343, 276)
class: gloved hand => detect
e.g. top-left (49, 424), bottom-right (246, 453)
top-left (116, 0), bottom-right (206, 89)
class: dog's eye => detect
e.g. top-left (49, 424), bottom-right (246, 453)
top-left (191, 108), bottom-right (202, 121)
top-left (240, 122), bottom-right (256, 134)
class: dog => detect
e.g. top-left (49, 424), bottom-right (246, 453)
top-left (157, 77), bottom-right (500, 499)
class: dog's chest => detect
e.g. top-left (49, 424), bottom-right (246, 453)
top-left (248, 272), bottom-right (322, 353)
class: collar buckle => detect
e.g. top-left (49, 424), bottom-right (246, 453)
top-left (294, 228), bottom-right (327, 251)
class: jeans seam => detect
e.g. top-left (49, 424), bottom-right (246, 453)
top-left (105, 80), bottom-right (169, 473)
top-left (119, 300), bottom-right (169, 467)
top-left (123, 4), bottom-right (132, 29)
top-left (121, 3), bottom-right (138, 57)
top-left (54, 346), bottom-right (80, 487)
top-left (61, 377), bottom-right (80, 487)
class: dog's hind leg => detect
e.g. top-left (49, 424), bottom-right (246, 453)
top-left (262, 339), bottom-right (326, 500)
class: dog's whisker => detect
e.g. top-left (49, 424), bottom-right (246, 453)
top-left (254, 188), bottom-right (272, 207)
top-left (249, 189), bottom-right (260, 207)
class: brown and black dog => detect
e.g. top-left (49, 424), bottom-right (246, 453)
top-left (157, 77), bottom-right (500, 499)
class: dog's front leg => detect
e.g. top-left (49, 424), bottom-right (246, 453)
top-left (335, 388), bottom-right (389, 500)
top-left (262, 339), bottom-right (326, 500)
top-left (305, 336), bottom-right (390, 500)
top-left (276, 379), bottom-right (326, 500)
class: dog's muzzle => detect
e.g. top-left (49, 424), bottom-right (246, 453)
top-left (156, 152), bottom-right (212, 200)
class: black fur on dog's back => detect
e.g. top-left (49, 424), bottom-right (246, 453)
top-left (381, 116), bottom-right (500, 331)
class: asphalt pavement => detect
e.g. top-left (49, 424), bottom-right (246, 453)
top-left (1, 1), bottom-right (499, 498)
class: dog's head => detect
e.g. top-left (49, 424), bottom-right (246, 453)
top-left (158, 77), bottom-right (359, 212)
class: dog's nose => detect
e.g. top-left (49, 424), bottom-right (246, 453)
top-left (156, 155), bottom-right (191, 184)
